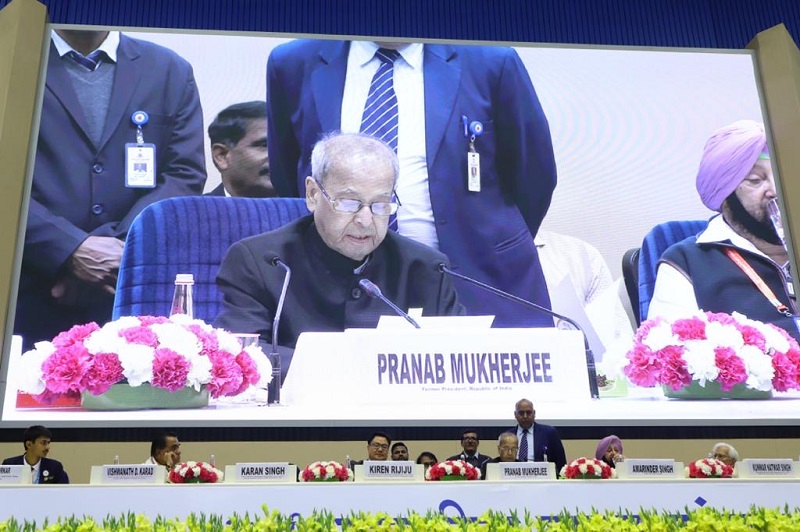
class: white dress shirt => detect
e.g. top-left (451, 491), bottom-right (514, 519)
top-left (341, 41), bottom-right (439, 249)
top-left (516, 426), bottom-right (534, 461)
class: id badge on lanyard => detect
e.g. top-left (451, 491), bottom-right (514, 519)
top-left (125, 111), bottom-right (156, 188)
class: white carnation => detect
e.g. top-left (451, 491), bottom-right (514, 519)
top-left (185, 353), bottom-right (213, 390)
top-left (739, 345), bottom-right (775, 391)
top-left (643, 322), bottom-right (677, 351)
top-left (247, 346), bottom-right (273, 388)
top-left (216, 329), bottom-right (246, 356)
top-left (83, 327), bottom-right (128, 355)
top-left (150, 322), bottom-right (201, 357)
top-left (704, 321), bottom-right (744, 349)
top-left (682, 341), bottom-right (719, 386)
top-left (117, 344), bottom-right (155, 386)
top-left (16, 344), bottom-right (53, 394)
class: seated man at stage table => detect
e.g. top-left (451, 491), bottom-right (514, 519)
top-left (709, 442), bottom-right (739, 468)
top-left (391, 442), bottom-right (409, 461)
top-left (215, 132), bottom-right (464, 374)
top-left (447, 429), bottom-right (492, 471)
top-left (648, 120), bottom-right (798, 340)
top-left (2, 425), bottom-right (69, 484)
top-left (481, 432), bottom-right (524, 479)
top-left (145, 431), bottom-right (182, 473)
top-left (352, 431), bottom-right (392, 466)
top-left (509, 398), bottom-right (567, 473)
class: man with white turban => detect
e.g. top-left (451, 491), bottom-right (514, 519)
top-left (648, 120), bottom-right (798, 340)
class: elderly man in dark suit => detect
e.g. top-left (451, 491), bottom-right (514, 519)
top-left (16, 29), bottom-right (206, 349)
top-left (267, 39), bottom-right (557, 327)
top-left (508, 398), bottom-right (567, 473)
top-left (2, 425), bottom-right (69, 484)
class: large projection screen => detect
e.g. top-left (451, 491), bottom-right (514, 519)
top-left (2, 21), bottom-right (799, 428)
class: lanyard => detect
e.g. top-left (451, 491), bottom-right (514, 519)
top-left (724, 247), bottom-right (792, 317)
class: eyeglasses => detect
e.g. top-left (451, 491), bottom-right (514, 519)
top-left (315, 179), bottom-right (400, 216)
top-left (370, 443), bottom-right (390, 450)
top-left (516, 410), bottom-right (534, 416)
top-left (499, 446), bottom-right (519, 453)
top-left (462, 436), bottom-right (478, 442)
top-left (708, 453), bottom-right (730, 460)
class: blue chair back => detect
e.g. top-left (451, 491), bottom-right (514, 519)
top-left (113, 196), bottom-right (309, 323)
top-left (637, 219), bottom-right (708, 322)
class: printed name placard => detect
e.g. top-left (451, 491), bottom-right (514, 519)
top-left (283, 328), bottom-right (588, 407)
top-left (618, 459), bottom-right (680, 479)
top-left (99, 464), bottom-right (162, 484)
top-left (0, 465), bottom-right (28, 485)
top-left (739, 459), bottom-right (797, 478)
top-left (226, 463), bottom-right (294, 482)
top-left (357, 461), bottom-right (418, 481)
top-left (487, 462), bottom-right (555, 481)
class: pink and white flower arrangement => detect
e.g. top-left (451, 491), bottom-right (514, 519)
top-left (559, 457), bottom-right (615, 479)
top-left (300, 461), bottom-right (353, 482)
top-left (623, 311), bottom-right (800, 393)
top-left (168, 461), bottom-right (224, 484)
top-left (16, 315), bottom-right (273, 403)
top-left (686, 458), bottom-right (734, 479)
top-left (424, 459), bottom-right (481, 481)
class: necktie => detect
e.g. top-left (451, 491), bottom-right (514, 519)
top-left (31, 466), bottom-right (38, 484)
top-left (518, 429), bottom-right (529, 461)
top-left (360, 48), bottom-right (400, 152)
top-left (68, 49), bottom-right (106, 71)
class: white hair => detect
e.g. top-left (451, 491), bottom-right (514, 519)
top-left (497, 432), bottom-right (518, 446)
top-left (712, 442), bottom-right (739, 462)
top-left (310, 132), bottom-right (399, 185)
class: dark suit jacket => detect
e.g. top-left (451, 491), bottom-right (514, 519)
top-left (214, 215), bottom-right (464, 375)
top-left (2, 455), bottom-right (70, 484)
top-left (508, 422), bottom-right (567, 473)
top-left (205, 183), bottom-right (227, 196)
top-left (267, 40), bottom-right (556, 327)
top-left (446, 452), bottom-right (492, 473)
top-left (16, 34), bottom-right (206, 346)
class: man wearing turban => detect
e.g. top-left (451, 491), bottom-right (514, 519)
top-left (648, 120), bottom-right (797, 340)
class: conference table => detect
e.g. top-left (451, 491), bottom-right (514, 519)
top-left (2, 479), bottom-right (799, 522)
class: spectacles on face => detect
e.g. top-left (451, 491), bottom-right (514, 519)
top-left (516, 409), bottom-right (534, 416)
top-left (370, 443), bottom-right (390, 451)
top-left (315, 179), bottom-right (400, 216)
top-left (708, 453), bottom-right (730, 461)
top-left (462, 436), bottom-right (478, 442)
top-left (499, 446), bottom-right (518, 453)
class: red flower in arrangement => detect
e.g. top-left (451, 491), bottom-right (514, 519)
top-left (424, 460), bottom-right (481, 481)
top-left (17, 315), bottom-right (274, 402)
top-left (623, 312), bottom-right (800, 394)
top-left (686, 458), bottom-right (734, 479)
top-left (300, 461), bottom-right (353, 482)
top-left (168, 461), bottom-right (223, 484)
top-left (559, 457), bottom-right (614, 480)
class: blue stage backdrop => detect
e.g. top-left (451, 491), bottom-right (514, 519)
top-left (0, 0), bottom-right (798, 49)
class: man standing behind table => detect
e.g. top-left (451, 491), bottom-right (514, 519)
top-left (206, 101), bottom-right (275, 197)
top-left (648, 120), bottom-right (799, 341)
top-left (214, 133), bottom-right (464, 376)
top-left (2, 425), bottom-right (69, 484)
top-left (508, 398), bottom-right (567, 473)
top-left (16, 29), bottom-right (206, 349)
top-left (267, 39), bottom-right (557, 327)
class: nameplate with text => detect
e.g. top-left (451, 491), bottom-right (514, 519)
top-left (619, 459), bottom-right (679, 479)
top-left (101, 464), bottom-right (160, 484)
top-left (740, 459), bottom-right (796, 478)
top-left (0, 465), bottom-right (27, 484)
top-left (361, 461), bottom-right (416, 480)
top-left (284, 328), bottom-right (588, 406)
top-left (232, 463), bottom-right (293, 482)
top-left (494, 461), bottom-right (555, 481)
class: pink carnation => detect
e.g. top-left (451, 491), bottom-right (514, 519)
top-left (714, 347), bottom-right (747, 392)
top-left (671, 318), bottom-right (706, 341)
top-left (138, 316), bottom-right (170, 326)
top-left (738, 325), bottom-right (766, 351)
top-left (81, 353), bottom-right (124, 395)
top-left (207, 352), bottom-right (244, 398)
top-left (234, 352), bottom-right (260, 395)
top-left (659, 345), bottom-right (692, 391)
top-left (705, 312), bottom-right (737, 326)
top-left (633, 316), bottom-right (665, 343)
top-left (33, 389), bottom-right (80, 405)
top-left (41, 344), bottom-right (92, 394)
top-left (52, 322), bottom-right (100, 348)
top-left (623, 344), bottom-right (663, 387)
top-left (189, 325), bottom-right (220, 356)
top-left (118, 326), bottom-right (160, 347)
top-left (771, 352), bottom-right (798, 392)
top-left (151, 348), bottom-right (190, 392)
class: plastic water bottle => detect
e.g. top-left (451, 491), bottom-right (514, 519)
top-left (345, 455), bottom-right (352, 469)
top-left (113, 455), bottom-right (119, 465)
top-left (210, 454), bottom-right (216, 467)
top-left (170, 274), bottom-right (194, 318)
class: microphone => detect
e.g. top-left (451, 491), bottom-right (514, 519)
top-left (358, 278), bottom-right (421, 329)
top-left (268, 255), bottom-right (291, 405)
top-left (437, 263), bottom-right (600, 399)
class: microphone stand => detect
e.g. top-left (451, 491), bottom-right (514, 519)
top-left (269, 257), bottom-right (291, 405)
top-left (438, 264), bottom-right (599, 399)
top-left (358, 278), bottom-right (421, 329)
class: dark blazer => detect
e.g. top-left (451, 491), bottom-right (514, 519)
top-left (267, 40), bottom-right (556, 327)
top-left (16, 34), bottom-right (206, 347)
top-left (205, 183), bottom-right (227, 196)
top-left (2, 455), bottom-right (70, 484)
top-left (508, 422), bottom-right (567, 473)
top-left (446, 452), bottom-right (492, 471)
top-left (214, 216), bottom-right (465, 375)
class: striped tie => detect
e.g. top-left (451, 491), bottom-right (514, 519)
top-left (360, 48), bottom-right (400, 152)
top-left (518, 429), bottom-right (529, 461)
top-left (68, 49), bottom-right (106, 72)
